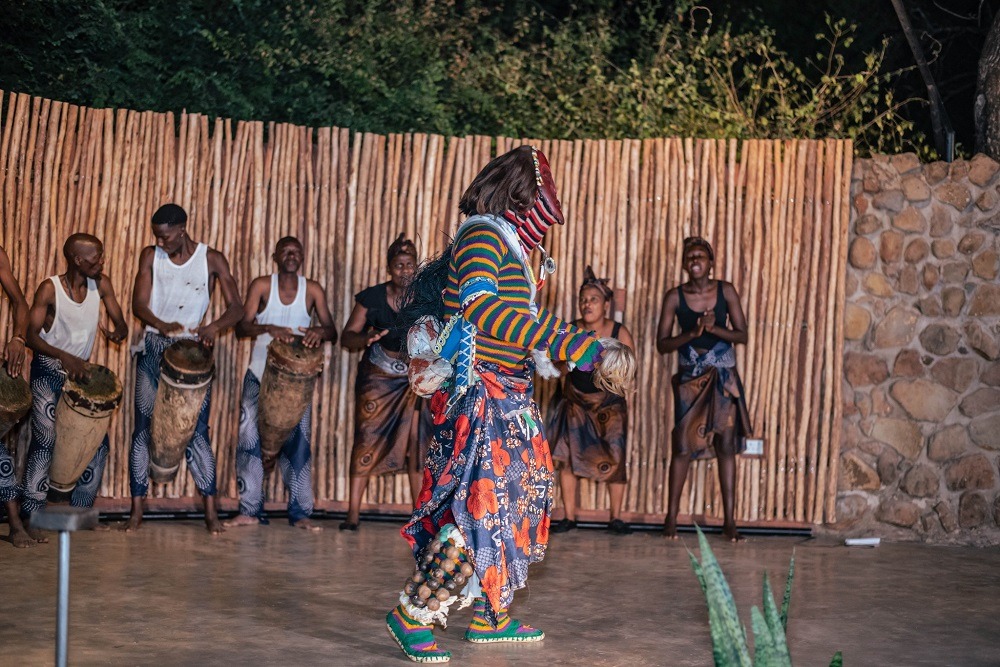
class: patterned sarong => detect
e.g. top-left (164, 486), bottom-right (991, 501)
top-left (0, 444), bottom-right (20, 503)
top-left (349, 343), bottom-right (430, 476)
top-left (671, 341), bottom-right (750, 460)
top-left (234, 370), bottom-right (314, 523)
top-left (128, 332), bottom-right (217, 498)
top-left (547, 379), bottom-right (627, 483)
top-left (402, 363), bottom-right (554, 619)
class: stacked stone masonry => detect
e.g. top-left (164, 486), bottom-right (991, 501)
top-left (840, 153), bottom-right (1000, 544)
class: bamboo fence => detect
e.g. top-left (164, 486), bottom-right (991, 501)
top-left (0, 92), bottom-right (851, 525)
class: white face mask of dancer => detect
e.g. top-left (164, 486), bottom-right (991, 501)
top-left (501, 148), bottom-right (565, 252)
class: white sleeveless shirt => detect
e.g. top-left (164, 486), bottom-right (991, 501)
top-left (147, 243), bottom-right (211, 335)
top-left (39, 276), bottom-right (100, 360)
top-left (248, 274), bottom-right (312, 380)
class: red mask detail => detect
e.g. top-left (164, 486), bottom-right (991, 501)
top-left (502, 148), bottom-right (564, 251)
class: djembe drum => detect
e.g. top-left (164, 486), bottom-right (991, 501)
top-left (0, 365), bottom-right (31, 439)
top-left (49, 364), bottom-right (122, 495)
top-left (258, 337), bottom-right (323, 469)
top-left (150, 339), bottom-right (214, 483)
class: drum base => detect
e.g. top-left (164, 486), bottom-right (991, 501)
top-left (47, 487), bottom-right (75, 504)
top-left (149, 460), bottom-right (180, 484)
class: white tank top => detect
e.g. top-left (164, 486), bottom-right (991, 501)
top-left (147, 243), bottom-right (211, 335)
top-left (248, 274), bottom-right (312, 380)
top-left (39, 276), bottom-right (100, 360)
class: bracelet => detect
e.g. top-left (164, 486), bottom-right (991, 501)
top-left (10, 335), bottom-right (25, 345)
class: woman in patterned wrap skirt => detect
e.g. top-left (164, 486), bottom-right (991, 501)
top-left (548, 266), bottom-right (635, 535)
top-left (341, 235), bottom-right (431, 530)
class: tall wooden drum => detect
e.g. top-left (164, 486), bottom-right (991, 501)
top-left (150, 339), bottom-right (214, 484)
top-left (0, 365), bottom-right (31, 439)
top-left (49, 364), bottom-right (122, 493)
top-left (258, 337), bottom-right (323, 466)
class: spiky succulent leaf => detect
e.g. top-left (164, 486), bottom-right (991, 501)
top-left (762, 574), bottom-right (792, 666)
top-left (688, 548), bottom-right (708, 596)
top-left (751, 606), bottom-right (777, 666)
top-left (696, 526), bottom-right (751, 666)
top-left (829, 651), bottom-right (843, 667)
top-left (781, 551), bottom-right (795, 630)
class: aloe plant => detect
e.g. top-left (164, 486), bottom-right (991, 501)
top-left (687, 526), bottom-right (842, 667)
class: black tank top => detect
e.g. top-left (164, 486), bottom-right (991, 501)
top-left (569, 321), bottom-right (621, 394)
top-left (677, 281), bottom-right (728, 350)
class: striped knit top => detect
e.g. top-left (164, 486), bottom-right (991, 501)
top-left (442, 219), bottom-right (598, 371)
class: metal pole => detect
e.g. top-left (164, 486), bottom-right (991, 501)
top-left (56, 531), bottom-right (70, 667)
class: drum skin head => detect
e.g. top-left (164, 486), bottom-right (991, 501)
top-left (163, 339), bottom-right (214, 373)
top-left (63, 364), bottom-right (123, 412)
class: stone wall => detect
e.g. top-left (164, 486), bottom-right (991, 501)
top-left (838, 153), bottom-right (1000, 545)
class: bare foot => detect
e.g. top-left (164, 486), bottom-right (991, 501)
top-left (223, 514), bottom-right (259, 528)
top-left (28, 528), bottom-right (49, 544)
top-left (723, 524), bottom-right (745, 543)
top-left (203, 495), bottom-right (224, 535)
top-left (10, 528), bottom-right (37, 548)
top-left (124, 497), bottom-right (144, 533)
top-left (663, 516), bottom-right (679, 540)
top-left (292, 518), bottom-right (323, 532)
top-left (205, 516), bottom-right (225, 534)
top-left (90, 522), bottom-right (111, 532)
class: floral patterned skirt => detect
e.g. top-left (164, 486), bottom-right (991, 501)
top-left (401, 362), bottom-right (553, 617)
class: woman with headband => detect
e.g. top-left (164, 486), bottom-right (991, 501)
top-left (549, 266), bottom-right (635, 535)
top-left (656, 237), bottom-right (750, 542)
top-left (340, 233), bottom-right (431, 531)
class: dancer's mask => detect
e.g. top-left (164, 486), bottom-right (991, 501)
top-left (503, 148), bottom-right (564, 251)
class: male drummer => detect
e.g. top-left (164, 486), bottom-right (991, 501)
top-left (21, 234), bottom-right (128, 521)
top-left (225, 237), bottom-right (336, 531)
top-left (125, 203), bottom-right (243, 534)
top-left (0, 244), bottom-right (44, 548)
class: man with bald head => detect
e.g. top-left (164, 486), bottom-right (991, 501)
top-left (21, 234), bottom-right (127, 521)
top-left (126, 203), bottom-right (243, 534)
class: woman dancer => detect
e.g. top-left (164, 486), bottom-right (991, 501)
top-left (656, 237), bottom-right (750, 542)
top-left (341, 234), bottom-right (429, 530)
top-left (549, 267), bottom-right (635, 535)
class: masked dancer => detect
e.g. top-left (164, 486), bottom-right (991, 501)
top-left (656, 237), bottom-right (750, 542)
top-left (549, 266), bottom-right (635, 535)
top-left (385, 146), bottom-right (629, 664)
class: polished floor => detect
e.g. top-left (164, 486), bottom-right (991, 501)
top-left (1, 518), bottom-right (998, 666)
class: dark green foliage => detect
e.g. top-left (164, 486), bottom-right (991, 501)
top-left (1, 1), bottom-right (919, 154)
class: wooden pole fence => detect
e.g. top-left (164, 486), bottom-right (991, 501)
top-left (0, 91), bottom-right (851, 525)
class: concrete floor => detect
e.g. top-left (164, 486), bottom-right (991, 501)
top-left (1, 519), bottom-right (999, 667)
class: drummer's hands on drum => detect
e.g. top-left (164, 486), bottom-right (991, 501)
top-left (192, 323), bottom-right (220, 348)
top-left (299, 326), bottom-right (325, 348)
top-left (158, 321), bottom-right (186, 337)
top-left (3, 337), bottom-right (26, 377)
top-left (61, 354), bottom-right (90, 382)
top-left (267, 325), bottom-right (297, 344)
top-left (366, 329), bottom-right (388, 347)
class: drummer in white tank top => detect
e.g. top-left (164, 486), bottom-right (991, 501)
top-left (26, 234), bottom-right (128, 380)
top-left (226, 236), bottom-right (337, 531)
top-left (127, 203), bottom-right (245, 535)
top-left (21, 234), bottom-right (127, 526)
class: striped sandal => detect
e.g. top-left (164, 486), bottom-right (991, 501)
top-left (464, 598), bottom-right (545, 643)
top-left (386, 605), bottom-right (451, 663)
